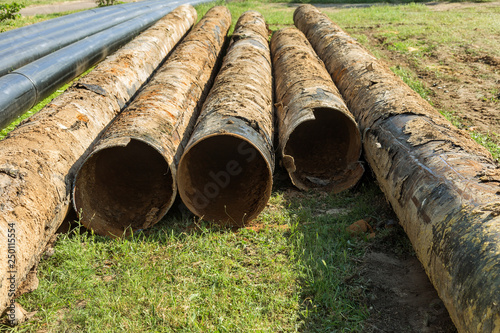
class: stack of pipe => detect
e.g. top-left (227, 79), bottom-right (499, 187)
top-left (0, 4), bottom-right (197, 315)
top-left (0, 0), bottom-right (207, 130)
top-left (0, 0), bottom-right (187, 77)
top-left (294, 4), bottom-right (499, 332)
top-left (73, 6), bottom-right (232, 237)
top-left (6, 5), bottom-right (495, 332)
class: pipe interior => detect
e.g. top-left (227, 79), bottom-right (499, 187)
top-left (284, 107), bottom-right (360, 187)
top-left (178, 134), bottom-right (272, 226)
top-left (74, 139), bottom-right (174, 235)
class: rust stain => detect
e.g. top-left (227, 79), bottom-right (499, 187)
top-left (73, 6), bottom-right (231, 237)
top-left (76, 113), bottom-right (89, 123)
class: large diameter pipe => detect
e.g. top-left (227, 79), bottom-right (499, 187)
top-left (178, 11), bottom-right (274, 227)
top-left (0, 0), bottom-right (183, 77)
top-left (0, 4), bottom-right (197, 315)
top-left (0, 1), bottom-right (198, 130)
top-left (270, 27), bottom-right (363, 192)
top-left (73, 6), bottom-right (231, 237)
top-left (294, 4), bottom-right (500, 332)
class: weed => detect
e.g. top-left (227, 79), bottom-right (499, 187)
top-left (439, 109), bottom-right (465, 129)
top-left (391, 65), bottom-right (431, 100)
top-left (0, 2), bottom-right (23, 21)
top-left (95, 0), bottom-right (117, 7)
top-left (470, 131), bottom-right (500, 161)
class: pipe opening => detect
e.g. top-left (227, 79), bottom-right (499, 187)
top-left (74, 139), bottom-right (174, 236)
top-left (178, 134), bottom-right (272, 226)
top-left (284, 107), bottom-right (361, 188)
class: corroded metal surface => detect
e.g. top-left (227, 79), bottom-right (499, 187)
top-left (177, 10), bottom-right (274, 226)
top-left (271, 27), bottom-right (363, 192)
top-left (0, 5), bottom-right (197, 315)
top-left (73, 6), bottom-right (231, 237)
top-left (295, 4), bottom-right (500, 332)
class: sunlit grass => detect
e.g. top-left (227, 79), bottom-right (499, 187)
top-left (2, 179), bottom-right (391, 332)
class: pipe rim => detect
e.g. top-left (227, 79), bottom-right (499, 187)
top-left (73, 137), bottom-right (176, 237)
top-left (178, 132), bottom-right (273, 226)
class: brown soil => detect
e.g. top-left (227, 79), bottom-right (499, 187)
top-left (361, 2), bottom-right (500, 145)
top-left (362, 227), bottom-right (458, 333)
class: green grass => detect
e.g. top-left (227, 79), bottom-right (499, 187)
top-left (335, 3), bottom-right (500, 58)
top-left (2, 180), bottom-right (391, 332)
top-left (390, 65), bottom-right (432, 101)
top-left (470, 131), bottom-right (500, 161)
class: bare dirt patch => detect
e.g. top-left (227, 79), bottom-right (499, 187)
top-left (362, 228), bottom-right (458, 333)
top-left (393, 44), bottom-right (500, 143)
top-left (358, 2), bottom-right (500, 145)
top-left (426, 1), bottom-right (500, 11)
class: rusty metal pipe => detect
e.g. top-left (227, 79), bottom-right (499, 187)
top-left (270, 27), bottom-right (363, 192)
top-left (0, 4), bottom-right (197, 315)
top-left (294, 4), bottom-right (499, 332)
top-left (177, 11), bottom-right (274, 226)
top-left (72, 6), bottom-right (232, 237)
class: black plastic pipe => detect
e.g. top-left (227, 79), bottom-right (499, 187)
top-left (0, 0), bottom-right (206, 130)
top-left (0, 0), bottom-right (182, 77)
top-left (0, 0), bottom-right (160, 47)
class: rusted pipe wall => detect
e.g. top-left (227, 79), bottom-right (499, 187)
top-left (270, 27), bottom-right (363, 192)
top-left (0, 5), bottom-right (197, 315)
top-left (73, 6), bottom-right (232, 237)
top-left (177, 11), bottom-right (274, 227)
top-left (294, 5), bottom-right (499, 332)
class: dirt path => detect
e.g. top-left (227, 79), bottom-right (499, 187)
top-left (20, 0), bottom-right (139, 16)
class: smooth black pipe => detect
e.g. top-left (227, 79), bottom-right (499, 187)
top-left (0, 0), bottom-right (182, 77)
top-left (0, 0), bottom-right (206, 130)
top-left (0, 0), bottom-right (160, 46)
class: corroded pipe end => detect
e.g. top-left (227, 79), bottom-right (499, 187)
top-left (283, 107), bottom-right (363, 192)
top-left (178, 132), bottom-right (272, 227)
top-left (271, 27), bottom-right (363, 192)
top-left (73, 139), bottom-right (175, 237)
